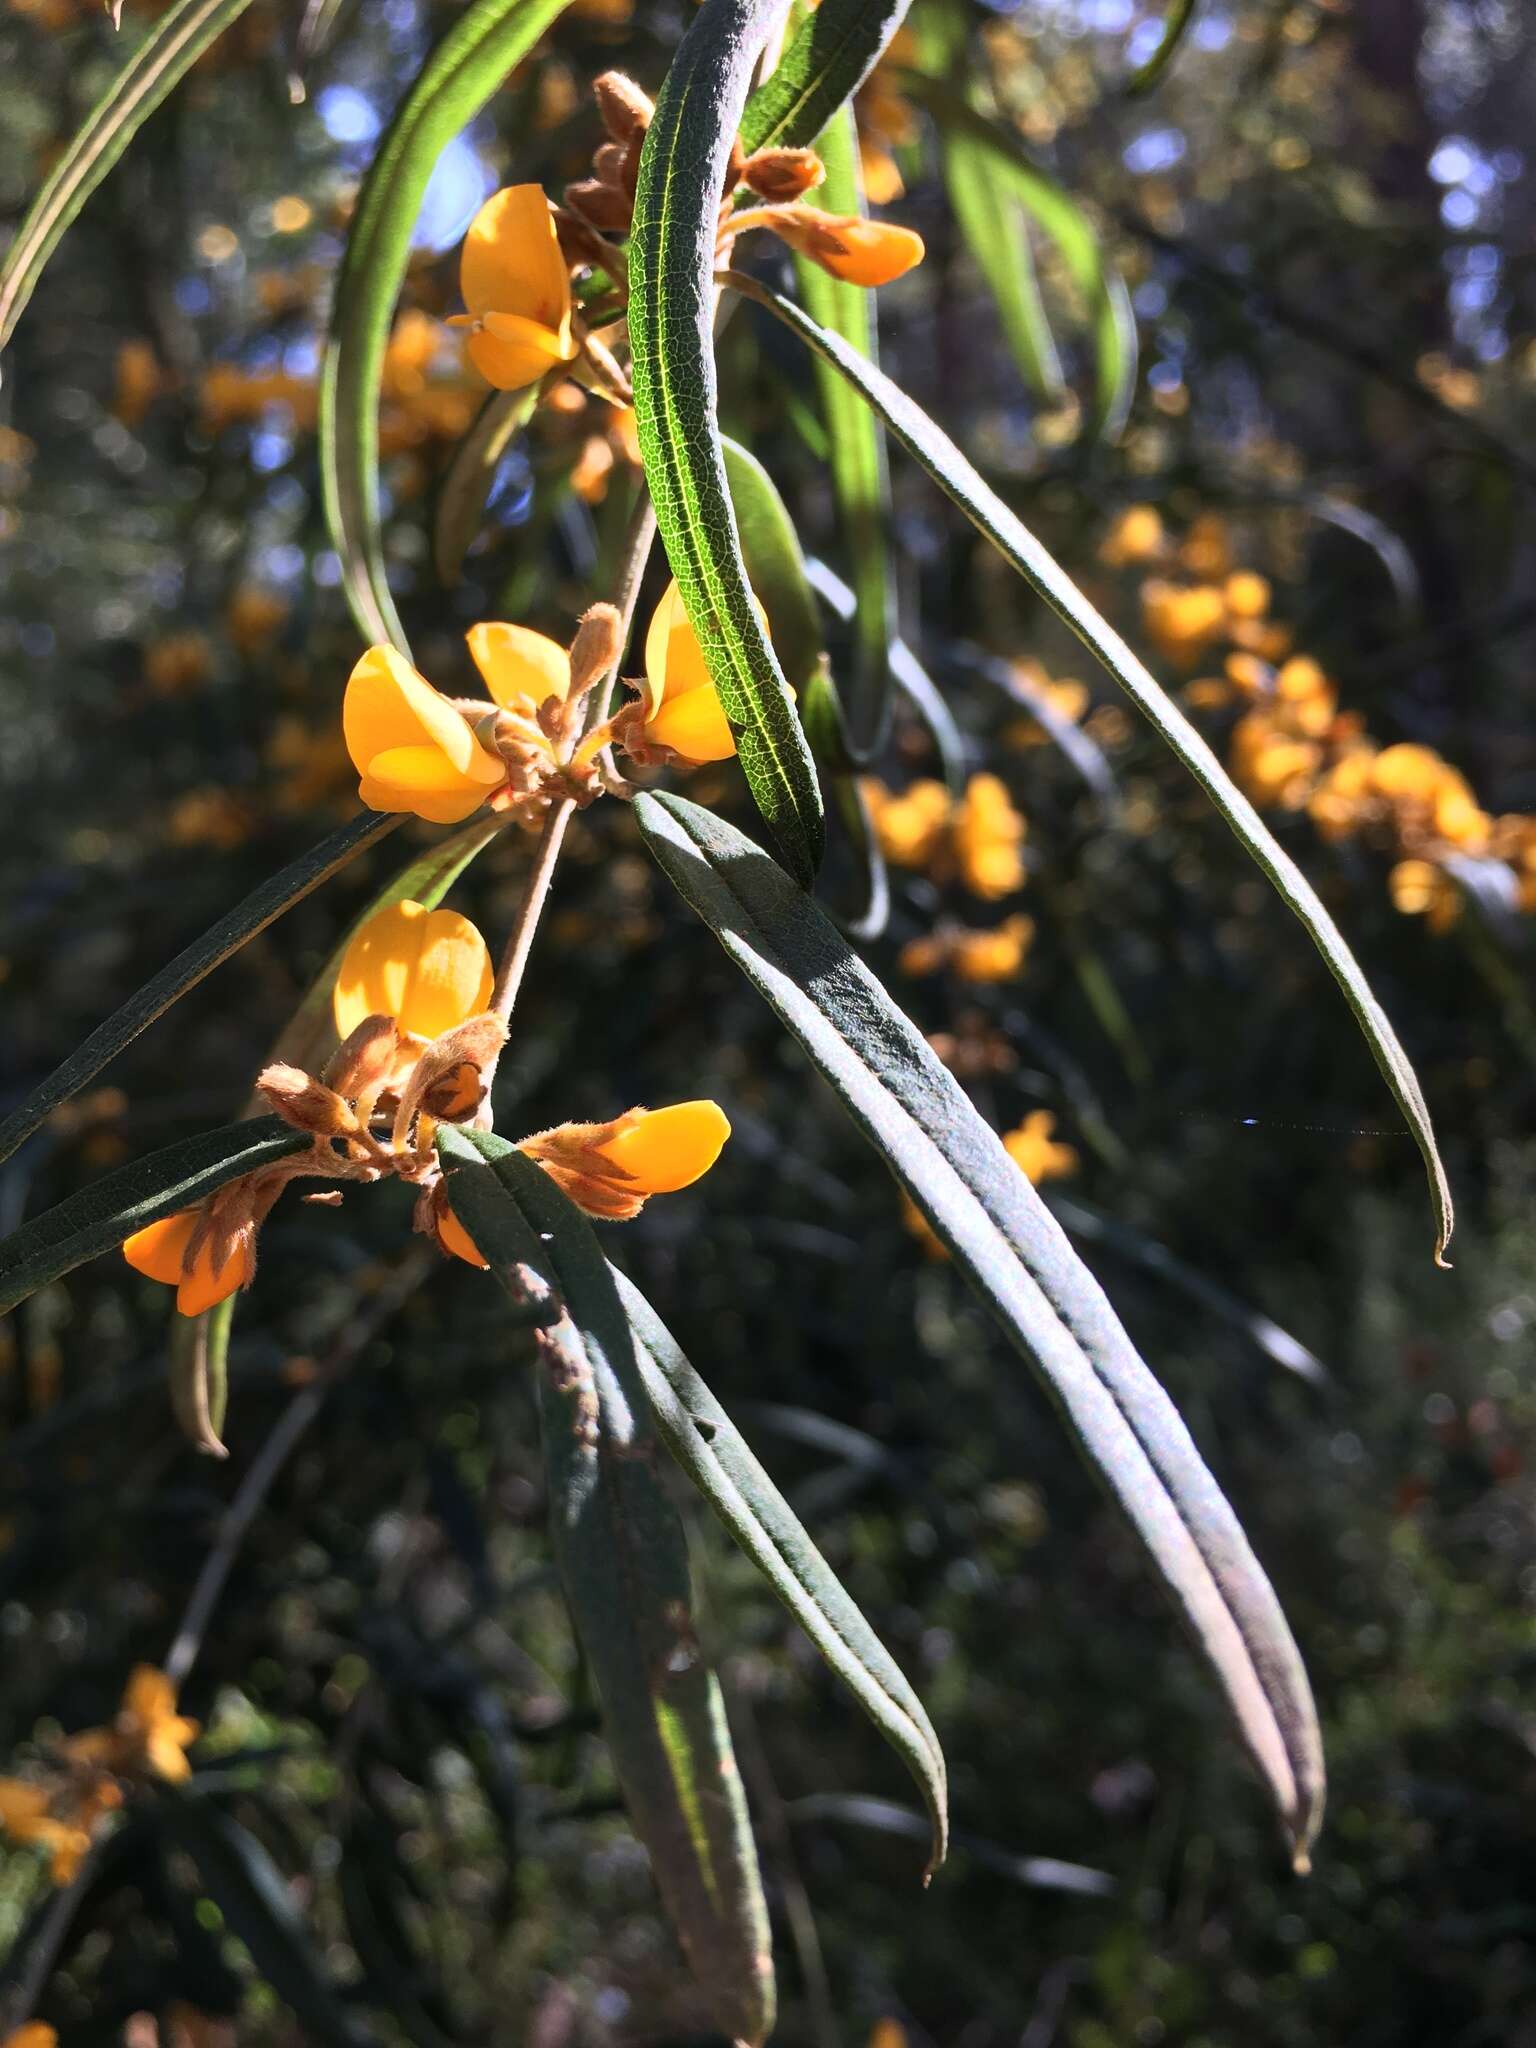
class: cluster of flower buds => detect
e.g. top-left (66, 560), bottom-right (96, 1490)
top-left (123, 900), bottom-right (734, 1315)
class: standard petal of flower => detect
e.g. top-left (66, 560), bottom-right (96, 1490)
top-left (460, 185), bottom-right (572, 330)
top-left (359, 746), bottom-right (498, 825)
top-left (334, 901), bottom-right (493, 1043)
top-left (123, 1212), bottom-right (199, 1287)
top-left (343, 646), bottom-right (497, 783)
top-left (437, 1204), bottom-right (489, 1269)
top-left (462, 310), bottom-right (577, 392)
top-left (595, 1101), bottom-right (731, 1193)
top-left (643, 579), bottom-right (715, 714)
top-left (467, 623), bottom-right (571, 714)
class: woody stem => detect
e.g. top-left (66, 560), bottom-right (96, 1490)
top-left (487, 490), bottom-right (658, 1037)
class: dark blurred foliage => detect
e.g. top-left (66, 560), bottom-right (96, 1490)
top-left (2, 0), bottom-right (1536, 2044)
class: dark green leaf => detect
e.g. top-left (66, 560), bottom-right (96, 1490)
top-left (0, 811), bottom-right (399, 1169)
top-left (613, 1265), bottom-right (946, 1872)
top-left (727, 270), bottom-right (1454, 1266)
top-left (437, 1127), bottom-right (776, 2045)
top-left (0, 0), bottom-right (258, 353)
top-left (738, 0), bottom-right (912, 153)
top-left (1127, 0), bottom-right (1200, 94)
top-left (629, 0), bottom-right (824, 886)
top-left (0, 1119), bottom-right (305, 1316)
top-left (434, 387), bottom-right (537, 587)
top-left (635, 789), bottom-right (1326, 1863)
top-left (319, 0), bottom-right (573, 651)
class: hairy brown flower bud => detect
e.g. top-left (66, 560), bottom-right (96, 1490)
top-left (322, 1014), bottom-right (404, 1101)
top-left (392, 1013), bottom-right (508, 1143)
top-left (592, 70), bottom-right (653, 145)
top-left (564, 177), bottom-right (633, 235)
top-left (568, 602), bottom-right (623, 701)
top-left (255, 1063), bottom-right (355, 1138)
top-left (740, 146), bottom-right (825, 202)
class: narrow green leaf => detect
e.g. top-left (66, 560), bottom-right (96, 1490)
top-left (920, 0), bottom-right (1063, 402)
top-left (791, 104), bottom-right (897, 756)
top-left (434, 387), bottom-right (537, 587)
top-left (169, 1294), bottom-right (235, 1457)
top-left (905, 78), bottom-right (1137, 439)
top-left (636, 789), bottom-right (1326, 1863)
top-left (738, 0), bottom-right (912, 153)
top-left (629, 0), bottom-right (824, 887)
top-left (0, 1119), bottom-right (305, 1316)
top-left (262, 814), bottom-right (505, 1081)
top-left (727, 271), bottom-right (1454, 1266)
top-left (0, 0), bottom-right (256, 353)
top-left (0, 811), bottom-right (400, 1169)
top-left (318, 0), bottom-right (573, 652)
top-left (801, 664), bottom-right (890, 939)
top-left (612, 1265), bottom-right (946, 1872)
top-left (1127, 0), bottom-right (1200, 94)
top-left (721, 436), bottom-right (826, 695)
top-left (438, 1128), bottom-right (776, 2044)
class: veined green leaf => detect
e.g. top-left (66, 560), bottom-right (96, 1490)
top-left (0, 0), bottom-right (257, 353)
top-left (921, 0), bottom-right (1063, 403)
top-left (434, 386), bottom-right (538, 587)
top-left (262, 814), bottom-right (506, 1081)
top-left (0, 1119), bottom-right (306, 1316)
top-left (0, 811), bottom-right (400, 1169)
top-left (612, 1265), bottom-right (946, 1872)
top-left (438, 1128), bottom-right (775, 2045)
top-left (1127, 0), bottom-right (1200, 94)
top-left (318, 0), bottom-right (573, 653)
top-left (905, 78), bottom-right (1137, 439)
top-left (726, 270), bottom-right (1454, 1266)
top-left (629, 0), bottom-right (824, 887)
top-left (739, 0), bottom-right (912, 153)
top-left (722, 436), bottom-right (826, 694)
top-left (635, 788), bottom-right (1326, 1863)
top-left (791, 104), bottom-right (897, 757)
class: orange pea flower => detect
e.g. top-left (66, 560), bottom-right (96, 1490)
top-left (450, 185), bottom-right (578, 392)
top-left (343, 645), bottom-right (504, 823)
top-left (122, 1209), bottom-right (254, 1317)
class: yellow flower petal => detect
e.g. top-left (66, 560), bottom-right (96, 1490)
top-left (463, 310), bottom-right (577, 391)
top-left (333, 900), bottom-right (495, 1043)
top-left (437, 1203), bottom-right (489, 1269)
top-left (175, 1236), bottom-right (251, 1318)
top-left (813, 217), bottom-right (924, 287)
top-left (644, 579), bottom-right (714, 712)
top-left (460, 184), bottom-right (572, 331)
top-left (645, 685), bottom-right (737, 763)
top-left (123, 1212), bottom-right (198, 1287)
top-left (343, 645), bottom-right (500, 786)
top-left (594, 1100), bottom-right (731, 1193)
top-left (467, 622), bottom-right (571, 714)
top-left (359, 745), bottom-right (497, 824)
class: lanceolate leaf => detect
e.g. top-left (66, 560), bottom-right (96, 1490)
top-left (722, 436), bottom-right (826, 695)
top-left (0, 810), bottom-right (400, 1169)
top-left (437, 1128), bottom-right (775, 2046)
top-left (0, 1119), bottom-right (305, 1316)
top-left (318, 0), bottom-right (573, 653)
top-left (738, 0), bottom-right (912, 153)
top-left (728, 271), bottom-right (1454, 1266)
top-left (434, 386), bottom-right (538, 587)
top-left (635, 789), bottom-right (1326, 1863)
top-left (629, 0), bottom-right (824, 887)
top-left (1127, 0), bottom-right (1200, 95)
top-left (612, 1265), bottom-right (946, 1872)
top-left (905, 79), bottom-right (1137, 439)
top-left (791, 105), bottom-right (896, 756)
top-left (0, 0), bottom-right (257, 352)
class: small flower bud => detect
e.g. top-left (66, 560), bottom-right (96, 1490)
top-left (564, 177), bottom-right (634, 235)
top-left (392, 1013), bottom-right (508, 1144)
top-left (567, 603), bottom-right (623, 700)
top-left (255, 1063), bottom-right (356, 1138)
top-left (593, 142), bottom-right (629, 187)
top-left (322, 1014), bottom-right (403, 1100)
top-left (740, 146), bottom-right (825, 202)
top-left (592, 70), bottom-right (653, 145)
top-left (553, 208), bottom-right (627, 280)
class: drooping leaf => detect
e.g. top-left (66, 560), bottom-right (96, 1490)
top-left (738, 0), bottom-right (912, 153)
top-left (905, 77), bottom-right (1137, 439)
top-left (437, 1127), bottom-right (776, 2045)
top-left (629, 0), bottom-right (824, 886)
top-left (158, 1790), bottom-right (377, 2047)
top-left (434, 386), bottom-right (538, 587)
top-left (0, 1119), bottom-right (306, 1316)
top-left (612, 1265), bottom-right (946, 1871)
top-left (0, 811), bottom-right (400, 1169)
top-left (0, 0), bottom-right (257, 353)
top-left (727, 271), bottom-right (1454, 1266)
top-left (790, 104), bottom-right (897, 756)
top-left (318, 0), bottom-right (574, 652)
top-left (635, 789), bottom-right (1326, 1863)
